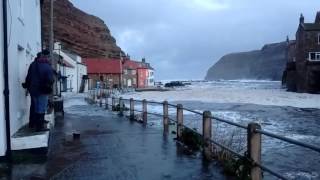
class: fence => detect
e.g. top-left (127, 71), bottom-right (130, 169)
top-left (87, 93), bottom-right (320, 180)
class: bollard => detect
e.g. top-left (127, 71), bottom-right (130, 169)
top-left (203, 111), bottom-right (212, 161)
top-left (163, 101), bottom-right (169, 133)
top-left (247, 123), bottom-right (262, 180)
top-left (142, 99), bottom-right (147, 124)
top-left (112, 97), bottom-right (115, 111)
top-left (176, 104), bottom-right (183, 140)
top-left (119, 97), bottom-right (124, 116)
top-left (130, 98), bottom-right (134, 120)
top-left (105, 97), bottom-right (109, 110)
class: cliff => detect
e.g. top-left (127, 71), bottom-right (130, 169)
top-left (41, 0), bottom-right (123, 58)
top-left (205, 42), bottom-right (288, 81)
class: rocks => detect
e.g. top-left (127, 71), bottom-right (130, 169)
top-left (205, 42), bottom-right (288, 81)
top-left (41, 0), bottom-right (124, 58)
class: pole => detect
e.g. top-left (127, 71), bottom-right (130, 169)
top-left (119, 97), bottom-right (123, 116)
top-left (247, 123), bottom-right (262, 180)
top-left (203, 111), bottom-right (212, 161)
top-left (2, 0), bottom-right (11, 161)
top-left (130, 98), bottom-right (134, 120)
top-left (176, 104), bottom-right (183, 140)
top-left (163, 101), bottom-right (169, 133)
top-left (142, 99), bottom-right (147, 125)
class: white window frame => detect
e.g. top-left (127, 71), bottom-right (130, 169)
top-left (308, 52), bottom-right (320, 61)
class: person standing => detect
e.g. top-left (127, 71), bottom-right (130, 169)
top-left (23, 50), bottom-right (54, 131)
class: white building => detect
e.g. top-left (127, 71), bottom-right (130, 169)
top-left (147, 68), bottom-right (155, 87)
top-left (55, 42), bottom-right (88, 93)
top-left (0, 0), bottom-right (42, 157)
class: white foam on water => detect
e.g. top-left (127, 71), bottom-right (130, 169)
top-left (121, 81), bottom-right (320, 109)
top-left (285, 171), bottom-right (319, 180)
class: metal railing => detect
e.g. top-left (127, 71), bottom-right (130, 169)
top-left (87, 94), bottom-right (320, 180)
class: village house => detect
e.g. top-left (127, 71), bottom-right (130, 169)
top-left (283, 12), bottom-right (320, 93)
top-left (83, 58), bottom-right (122, 89)
top-left (54, 42), bottom-right (88, 93)
top-left (0, 0), bottom-right (44, 157)
top-left (84, 58), bottom-right (155, 89)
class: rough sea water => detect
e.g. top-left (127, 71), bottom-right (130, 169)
top-left (122, 80), bottom-right (320, 180)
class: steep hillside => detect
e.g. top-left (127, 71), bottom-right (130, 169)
top-left (41, 0), bottom-right (123, 58)
top-left (205, 42), bottom-right (287, 80)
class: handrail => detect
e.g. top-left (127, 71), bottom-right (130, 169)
top-left (90, 96), bottom-right (320, 180)
top-left (255, 129), bottom-right (320, 153)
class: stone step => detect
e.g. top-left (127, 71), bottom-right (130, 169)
top-left (11, 112), bottom-right (55, 151)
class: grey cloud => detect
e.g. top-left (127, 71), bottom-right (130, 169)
top-left (71, 0), bottom-right (320, 80)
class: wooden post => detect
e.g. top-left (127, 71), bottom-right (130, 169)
top-left (176, 104), bottom-right (183, 139)
top-left (99, 97), bottom-right (102, 107)
top-left (112, 97), bottom-right (115, 111)
top-left (247, 123), bottom-right (262, 180)
top-left (203, 111), bottom-right (212, 161)
top-left (130, 98), bottom-right (134, 120)
top-left (119, 97), bottom-right (123, 116)
top-left (163, 101), bottom-right (169, 133)
top-left (142, 99), bottom-right (147, 124)
top-left (105, 97), bottom-right (108, 110)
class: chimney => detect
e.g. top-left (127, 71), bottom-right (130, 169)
top-left (316, 11), bottom-right (320, 23)
top-left (299, 13), bottom-right (304, 24)
top-left (142, 58), bottom-right (146, 63)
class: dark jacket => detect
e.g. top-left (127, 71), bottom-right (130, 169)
top-left (25, 57), bottom-right (54, 96)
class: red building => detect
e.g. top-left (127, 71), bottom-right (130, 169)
top-left (137, 67), bottom-right (149, 88)
top-left (83, 58), bottom-right (122, 89)
top-left (83, 58), bottom-right (154, 89)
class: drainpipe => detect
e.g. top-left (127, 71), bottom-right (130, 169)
top-left (2, 0), bottom-right (12, 160)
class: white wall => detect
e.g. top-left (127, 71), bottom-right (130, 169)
top-left (7, 0), bottom-right (42, 136)
top-left (147, 69), bottom-right (155, 87)
top-left (54, 46), bottom-right (87, 93)
top-left (0, 0), bottom-right (7, 157)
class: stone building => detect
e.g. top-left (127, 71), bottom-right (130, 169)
top-left (283, 12), bottom-right (320, 93)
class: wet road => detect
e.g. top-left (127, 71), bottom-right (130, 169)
top-left (5, 96), bottom-right (226, 180)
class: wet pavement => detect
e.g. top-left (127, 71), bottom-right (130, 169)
top-left (1, 96), bottom-right (226, 180)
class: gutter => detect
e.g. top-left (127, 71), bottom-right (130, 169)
top-left (2, 0), bottom-right (11, 160)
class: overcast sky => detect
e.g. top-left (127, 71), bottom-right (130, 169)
top-left (71, 0), bottom-right (320, 80)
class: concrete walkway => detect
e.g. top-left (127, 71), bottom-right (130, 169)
top-left (5, 96), bottom-right (226, 180)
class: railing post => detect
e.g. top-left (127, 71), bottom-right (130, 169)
top-left (112, 97), bottom-right (115, 111)
top-left (99, 97), bottom-right (102, 107)
top-left (105, 97), bottom-right (109, 110)
top-left (247, 123), bottom-right (262, 180)
top-left (163, 101), bottom-right (169, 133)
top-left (142, 99), bottom-right (147, 124)
top-left (130, 98), bottom-right (134, 120)
top-left (119, 97), bottom-right (123, 116)
top-left (176, 104), bottom-right (183, 140)
top-left (203, 111), bottom-right (212, 161)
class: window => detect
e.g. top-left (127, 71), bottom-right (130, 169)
top-left (308, 52), bottom-right (320, 61)
top-left (318, 34), bottom-right (320, 45)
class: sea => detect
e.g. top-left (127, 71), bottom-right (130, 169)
top-left (121, 80), bottom-right (320, 180)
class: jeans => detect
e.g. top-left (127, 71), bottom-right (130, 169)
top-left (31, 95), bottom-right (48, 114)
